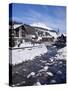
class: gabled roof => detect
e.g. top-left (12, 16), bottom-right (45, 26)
top-left (13, 24), bottom-right (22, 29)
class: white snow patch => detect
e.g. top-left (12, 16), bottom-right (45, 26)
top-left (34, 81), bottom-right (41, 86)
top-left (55, 46), bottom-right (66, 60)
top-left (27, 72), bottom-right (35, 78)
top-left (58, 33), bottom-right (66, 37)
top-left (50, 57), bottom-right (54, 62)
top-left (44, 66), bottom-right (49, 71)
top-left (11, 44), bottom-right (48, 65)
top-left (38, 66), bottom-right (49, 73)
top-left (46, 72), bottom-right (53, 76)
top-left (37, 36), bottom-right (42, 41)
top-left (40, 60), bottom-right (47, 63)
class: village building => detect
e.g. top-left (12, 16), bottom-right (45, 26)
top-left (9, 23), bottom-right (58, 47)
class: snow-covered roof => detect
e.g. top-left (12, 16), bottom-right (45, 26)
top-left (30, 22), bottom-right (53, 30)
top-left (13, 24), bottom-right (22, 29)
top-left (58, 33), bottom-right (66, 37)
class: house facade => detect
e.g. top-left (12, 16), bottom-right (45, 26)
top-left (9, 24), bottom-right (58, 47)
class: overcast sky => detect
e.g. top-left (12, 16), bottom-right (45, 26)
top-left (9, 3), bottom-right (66, 33)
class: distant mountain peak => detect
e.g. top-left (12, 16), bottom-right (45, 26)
top-left (30, 22), bottom-right (53, 30)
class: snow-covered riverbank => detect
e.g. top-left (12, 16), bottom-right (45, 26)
top-left (11, 45), bottom-right (66, 86)
top-left (10, 44), bottom-right (48, 65)
top-left (55, 46), bottom-right (66, 60)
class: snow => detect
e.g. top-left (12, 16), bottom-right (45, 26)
top-left (13, 24), bottom-right (22, 29)
top-left (27, 72), bottom-right (35, 78)
top-left (55, 46), bottom-right (66, 60)
top-left (12, 84), bottom-right (15, 87)
top-left (34, 81), bottom-right (41, 86)
top-left (46, 72), bottom-right (53, 76)
top-left (50, 57), bottom-right (54, 62)
top-left (11, 44), bottom-right (48, 65)
top-left (47, 31), bottom-right (57, 39)
top-left (44, 66), bottom-right (49, 71)
top-left (58, 33), bottom-right (66, 37)
top-left (37, 36), bottom-right (42, 41)
top-left (31, 22), bottom-right (53, 30)
top-left (39, 66), bottom-right (49, 73)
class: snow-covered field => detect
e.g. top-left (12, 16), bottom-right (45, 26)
top-left (10, 41), bottom-right (66, 65)
top-left (10, 44), bottom-right (48, 65)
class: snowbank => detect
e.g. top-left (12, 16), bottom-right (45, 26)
top-left (11, 44), bottom-right (48, 65)
top-left (55, 46), bottom-right (66, 60)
